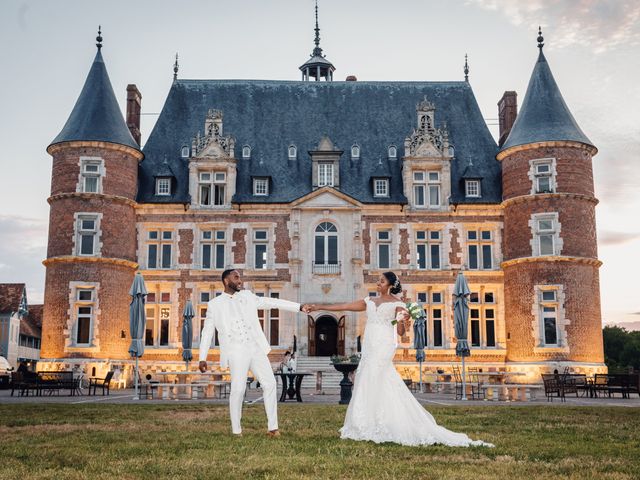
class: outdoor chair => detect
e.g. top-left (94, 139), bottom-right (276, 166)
top-left (467, 371), bottom-right (486, 400)
top-left (452, 365), bottom-right (463, 400)
top-left (542, 374), bottom-right (565, 402)
top-left (593, 374), bottom-right (609, 398)
top-left (10, 371), bottom-right (38, 397)
top-left (89, 371), bottom-right (114, 396)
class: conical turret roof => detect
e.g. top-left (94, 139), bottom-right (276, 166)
top-left (48, 49), bottom-right (139, 151)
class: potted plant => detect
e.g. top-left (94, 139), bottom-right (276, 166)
top-left (331, 354), bottom-right (360, 404)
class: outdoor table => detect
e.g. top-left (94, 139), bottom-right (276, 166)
top-left (473, 371), bottom-right (527, 385)
top-left (154, 371), bottom-right (227, 399)
top-left (277, 372), bottom-right (311, 402)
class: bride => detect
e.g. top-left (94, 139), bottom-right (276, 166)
top-left (308, 271), bottom-right (493, 447)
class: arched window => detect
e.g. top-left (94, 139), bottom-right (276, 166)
top-left (288, 145), bottom-right (297, 160)
top-left (448, 145), bottom-right (455, 157)
top-left (314, 222), bottom-right (338, 267)
top-left (351, 144), bottom-right (360, 159)
top-left (242, 145), bottom-right (251, 159)
top-left (181, 146), bottom-right (190, 158)
top-left (388, 145), bottom-right (397, 159)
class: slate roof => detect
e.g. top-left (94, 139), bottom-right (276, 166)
top-left (20, 305), bottom-right (42, 339)
top-left (49, 50), bottom-right (140, 151)
top-left (0, 284), bottom-right (26, 315)
top-left (501, 50), bottom-right (594, 151)
top-left (139, 80), bottom-right (501, 205)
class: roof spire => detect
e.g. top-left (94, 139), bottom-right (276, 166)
top-left (537, 26), bottom-right (544, 51)
top-left (173, 53), bottom-right (179, 81)
top-left (464, 53), bottom-right (469, 82)
top-left (313, 0), bottom-right (322, 57)
top-left (96, 25), bottom-right (103, 50)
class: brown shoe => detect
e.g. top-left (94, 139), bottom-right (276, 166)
top-left (266, 430), bottom-right (281, 437)
top-left (232, 433), bottom-right (243, 437)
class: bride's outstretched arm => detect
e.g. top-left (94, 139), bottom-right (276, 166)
top-left (308, 300), bottom-right (367, 312)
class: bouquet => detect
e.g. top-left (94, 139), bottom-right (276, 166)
top-left (392, 301), bottom-right (425, 325)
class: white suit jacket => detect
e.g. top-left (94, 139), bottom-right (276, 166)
top-left (199, 289), bottom-right (301, 367)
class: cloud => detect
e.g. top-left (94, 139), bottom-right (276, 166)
top-left (467, 0), bottom-right (640, 53)
top-left (0, 215), bottom-right (47, 302)
top-left (598, 231), bottom-right (640, 246)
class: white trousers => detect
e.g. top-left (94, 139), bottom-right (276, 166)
top-left (226, 343), bottom-right (278, 434)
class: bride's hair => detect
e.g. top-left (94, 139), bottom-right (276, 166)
top-left (382, 271), bottom-right (402, 295)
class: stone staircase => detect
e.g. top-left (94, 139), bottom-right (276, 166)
top-left (295, 356), bottom-right (343, 391)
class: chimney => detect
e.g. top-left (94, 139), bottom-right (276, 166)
top-left (346, 75), bottom-right (357, 81)
top-left (497, 91), bottom-right (517, 147)
top-left (126, 84), bottom-right (142, 146)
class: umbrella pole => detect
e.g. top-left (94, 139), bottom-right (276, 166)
top-left (461, 356), bottom-right (467, 401)
top-left (419, 360), bottom-right (423, 393)
top-left (133, 357), bottom-right (139, 400)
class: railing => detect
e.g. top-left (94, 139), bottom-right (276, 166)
top-left (312, 262), bottom-right (341, 274)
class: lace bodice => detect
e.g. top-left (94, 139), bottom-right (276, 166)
top-left (363, 297), bottom-right (405, 326)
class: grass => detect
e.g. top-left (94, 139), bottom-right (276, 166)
top-left (1, 403), bottom-right (639, 480)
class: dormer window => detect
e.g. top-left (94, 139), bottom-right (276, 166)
top-left (288, 145), bottom-right (297, 160)
top-left (465, 180), bottom-right (480, 198)
top-left (156, 178), bottom-right (171, 196)
top-left (318, 163), bottom-right (334, 187)
top-left (448, 146), bottom-right (455, 157)
top-left (413, 170), bottom-right (441, 208)
top-left (373, 178), bottom-right (389, 197)
top-left (199, 171), bottom-right (226, 206)
top-left (242, 145), bottom-right (252, 159)
top-left (181, 146), bottom-right (190, 158)
top-left (351, 144), bottom-right (360, 160)
top-left (253, 177), bottom-right (269, 196)
top-left (387, 145), bottom-right (397, 159)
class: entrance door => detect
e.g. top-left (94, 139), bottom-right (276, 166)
top-left (315, 316), bottom-right (338, 356)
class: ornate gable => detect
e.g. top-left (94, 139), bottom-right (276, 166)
top-left (404, 97), bottom-right (450, 158)
top-left (191, 109), bottom-right (236, 159)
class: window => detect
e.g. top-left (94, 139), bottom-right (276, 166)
top-left (199, 171), bottom-right (226, 206)
top-left (181, 146), bottom-right (190, 158)
top-left (469, 289), bottom-right (496, 348)
top-left (156, 178), bottom-right (171, 196)
top-left (145, 292), bottom-right (172, 347)
top-left (254, 230), bottom-right (268, 269)
top-left (417, 291), bottom-right (444, 347)
top-left (80, 158), bottom-right (103, 193)
top-left (270, 292), bottom-right (280, 346)
top-left (72, 286), bottom-right (96, 346)
top-left (373, 178), bottom-right (389, 197)
top-left (531, 159), bottom-right (555, 193)
top-left (530, 213), bottom-right (562, 257)
top-left (201, 229), bottom-right (225, 269)
top-left (242, 145), bottom-right (251, 159)
top-left (416, 230), bottom-right (441, 270)
top-left (147, 230), bottom-right (173, 269)
top-left (288, 145), bottom-right (297, 160)
top-left (413, 170), bottom-right (440, 207)
top-left (314, 222), bottom-right (338, 269)
top-left (318, 163), bottom-right (334, 187)
top-left (388, 145), bottom-right (397, 159)
top-left (377, 230), bottom-right (391, 269)
top-left (76, 215), bottom-right (99, 256)
top-left (465, 180), bottom-right (480, 198)
top-left (467, 229), bottom-right (493, 270)
top-left (351, 144), bottom-right (360, 159)
top-left (539, 289), bottom-right (558, 345)
top-left (253, 177), bottom-right (269, 196)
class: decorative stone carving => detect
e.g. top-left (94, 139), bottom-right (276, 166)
top-left (404, 96), bottom-right (450, 157)
top-left (191, 109), bottom-right (236, 158)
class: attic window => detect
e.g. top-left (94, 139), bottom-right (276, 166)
top-left (288, 145), bottom-right (297, 160)
top-left (465, 180), bottom-right (480, 198)
top-left (156, 178), bottom-right (171, 196)
top-left (253, 177), bottom-right (269, 196)
top-left (373, 178), bottom-right (389, 197)
top-left (351, 144), bottom-right (360, 159)
top-left (181, 146), bottom-right (190, 158)
top-left (242, 145), bottom-right (251, 159)
top-left (388, 145), bottom-right (397, 159)
top-left (448, 146), bottom-right (455, 157)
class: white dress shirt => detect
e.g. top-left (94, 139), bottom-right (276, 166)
top-left (199, 289), bottom-right (301, 367)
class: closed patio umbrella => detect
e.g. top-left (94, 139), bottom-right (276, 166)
top-left (453, 271), bottom-right (471, 400)
top-left (413, 314), bottom-right (427, 392)
top-left (182, 300), bottom-right (195, 370)
top-left (128, 272), bottom-right (147, 400)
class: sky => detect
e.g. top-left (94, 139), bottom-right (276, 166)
top-left (0, 0), bottom-right (638, 326)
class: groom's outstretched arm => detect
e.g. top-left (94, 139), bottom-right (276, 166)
top-left (253, 292), bottom-right (302, 313)
top-left (198, 301), bottom-right (216, 371)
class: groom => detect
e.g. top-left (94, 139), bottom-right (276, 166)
top-left (199, 269), bottom-right (310, 436)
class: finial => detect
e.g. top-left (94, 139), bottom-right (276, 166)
top-left (537, 26), bottom-right (544, 50)
top-left (96, 25), bottom-right (103, 50)
top-left (464, 54), bottom-right (469, 82)
top-left (313, 0), bottom-right (323, 57)
top-left (173, 53), bottom-right (179, 81)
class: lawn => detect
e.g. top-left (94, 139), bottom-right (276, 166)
top-left (1, 403), bottom-right (639, 480)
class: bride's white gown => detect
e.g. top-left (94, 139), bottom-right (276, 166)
top-left (340, 297), bottom-right (494, 447)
